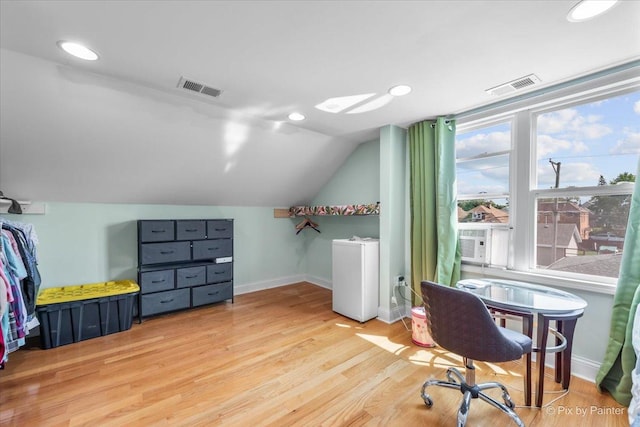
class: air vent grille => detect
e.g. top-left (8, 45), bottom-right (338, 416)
top-left (485, 74), bottom-right (541, 96)
top-left (177, 77), bottom-right (222, 98)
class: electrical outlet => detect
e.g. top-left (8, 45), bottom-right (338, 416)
top-left (391, 295), bottom-right (397, 305)
top-left (395, 275), bottom-right (406, 286)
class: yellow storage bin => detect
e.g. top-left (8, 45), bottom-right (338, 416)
top-left (36, 280), bottom-right (140, 349)
top-left (37, 280), bottom-right (140, 305)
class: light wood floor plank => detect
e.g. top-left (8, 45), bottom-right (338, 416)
top-left (0, 282), bottom-right (628, 426)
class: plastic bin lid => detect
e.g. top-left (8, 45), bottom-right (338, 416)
top-left (37, 280), bottom-right (140, 305)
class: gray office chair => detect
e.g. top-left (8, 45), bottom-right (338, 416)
top-left (420, 280), bottom-right (532, 427)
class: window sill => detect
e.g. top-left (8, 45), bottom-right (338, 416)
top-left (460, 264), bottom-right (617, 296)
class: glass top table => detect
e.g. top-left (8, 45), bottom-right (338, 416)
top-left (456, 278), bottom-right (588, 407)
top-left (457, 278), bottom-right (587, 314)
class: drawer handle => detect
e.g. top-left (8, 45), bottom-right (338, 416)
top-left (151, 230), bottom-right (166, 233)
top-left (214, 228), bottom-right (227, 231)
top-left (208, 247), bottom-right (219, 251)
top-left (213, 271), bottom-right (225, 275)
top-left (185, 275), bottom-right (198, 279)
top-left (185, 228), bottom-right (198, 232)
top-left (160, 250), bottom-right (175, 255)
top-left (151, 279), bottom-right (166, 283)
top-left (207, 291), bottom-right (220, 296)
top-left (160, 298), bottom-right (174, 304)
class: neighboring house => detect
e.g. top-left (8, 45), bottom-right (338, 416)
top-left (547, 253), bottom-right (622, 279)
top-left (461, 205), bottom-right (509, 223)
top-left (536, 223), bottom-right (582, 266)
top-left (537, 201), bottom-right (591, 240)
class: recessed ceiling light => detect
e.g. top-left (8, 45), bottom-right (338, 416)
top-left (388, 85), bottom-right (412, 97)
top-left (57, 41), bottom-right (99, 60)
top-left (288, 112), bottom-right (305, 121)
top-left (567, 0), bottom-right (618, 22)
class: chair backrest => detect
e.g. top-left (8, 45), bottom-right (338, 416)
top-left (420, 280), bottom-right (526, 363)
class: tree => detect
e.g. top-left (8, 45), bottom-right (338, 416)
top-left (589, 172), bottom-right (635, 235)
top-left (611, 172), bottom-right (635, 184)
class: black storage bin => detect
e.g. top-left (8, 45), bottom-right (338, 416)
top-left (35, 281), bottom-right (139, 349)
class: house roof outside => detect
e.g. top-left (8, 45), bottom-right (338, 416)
top-left (462, 205), bottom-right (509, 223)
top-left (537, 223), bottom-right (582, 248)
top-left (546, 253), bottom-right (622, 278)
top-left (537, 201), bottom-right (591, 215)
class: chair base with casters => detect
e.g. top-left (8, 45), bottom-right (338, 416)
top-left (420, 357), bottom-right (524, 427)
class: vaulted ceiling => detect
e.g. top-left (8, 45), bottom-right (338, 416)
top-left (1, 1), bottom-right (639, 206)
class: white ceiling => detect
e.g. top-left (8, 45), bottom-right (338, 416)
top-left (1, 0), bottom-right (639, 207)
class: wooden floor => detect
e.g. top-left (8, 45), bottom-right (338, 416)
top-left (0, 282), bottom-right (627, 426)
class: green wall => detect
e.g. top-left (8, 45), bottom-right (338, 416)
top-left (3, 203), bottom-right (307, 293)
top-left (304, 139), bottom-right (381, 284)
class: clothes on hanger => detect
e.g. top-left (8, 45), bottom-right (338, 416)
top-left (0, 218), bottom-right (41, 368)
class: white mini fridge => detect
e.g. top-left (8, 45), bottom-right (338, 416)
top-left (332, 238), bottom-right (379, 322)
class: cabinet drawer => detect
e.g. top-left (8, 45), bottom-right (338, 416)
top-left (207, 220), bottom-right (233, 239)
top-left (192, 239), bottom-right (233, 260)
top-left (141, 289), bottom-right (190, 316)
top-left (140, 242), bottom-right (191, 265)
top-left (140, 269), bottom-right (175, 294)
top-left (176, 220), bottom-right (206, 241)
top-left (207, 263), bottom-right (233, 283)
top-left (176, 266), bottom-right (206, 288)
top-left (140, 220), bottom-right (175, 242)
top-left (192, 282), bottom-right (233, 307)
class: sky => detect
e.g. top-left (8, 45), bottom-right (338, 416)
top-left (456, 90), bottom-right (640, 196)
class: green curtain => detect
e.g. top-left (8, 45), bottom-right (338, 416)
top-left (409, 117), bottom-right (461, 302)
top-left (596, 157), bottom-right (640, 406)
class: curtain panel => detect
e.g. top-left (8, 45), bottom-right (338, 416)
top-left (597, 157), bottom-right (640, 406)
top-left (409, 117), bottom-right (461, 302)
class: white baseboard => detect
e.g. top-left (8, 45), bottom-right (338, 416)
top-left (304, 275), bottom-right (332, 290)
top-left (234, 274), bottom-right (307, 295)
top-left (536, 353), bottom-right (601, 384)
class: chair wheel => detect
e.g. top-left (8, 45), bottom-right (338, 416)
top-left (423, 396), bottom-right (433, 408)
top-left (502, 394), bottom-right (515, 409)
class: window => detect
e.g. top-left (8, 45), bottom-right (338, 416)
top-left (532, 92), bottom-right (638, 279)
top-left (456, 121), bottom-right (512, 268)
top-left (456, 74), bottom-right (639, 287)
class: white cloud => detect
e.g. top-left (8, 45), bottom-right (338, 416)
top-left (536, 134), bottom-right (573, 157)
top-left (537, 108), bottom-right (611, 140)
top-left (456, 131), bottom-right (510, 158)
top-left (537, 109), bottom-right (578, 134)
top-left (634, 100), bottom-right (640, 115)
top-left (611, 130), bottom-right (640, 155)
top-left (537, 161), bottom-right (601, 188)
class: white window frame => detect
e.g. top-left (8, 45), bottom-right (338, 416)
top-left (456, 65), bottom-right (640, 294)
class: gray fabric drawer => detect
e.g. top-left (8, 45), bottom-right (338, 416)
top-left (192, 282), bottom-right (233, 307)
top-left (141, 289), bottom-right (190, 316)
top-left (140, 269), bottom-right (175, 294)
top-left (206, 263), bottom-right (233, 283)
top-left (192, 239), bottom-right (232, 260)
top-left (176, 220), bottom-right (206, 241)
top-left (140, 220), bottom-right (175, 242)
top-left (140, 241), bottom-right (191, 264)
top-left (176, 266), bottom-right (206, 288)
top-left (207, 220), bottom-right (233, 239)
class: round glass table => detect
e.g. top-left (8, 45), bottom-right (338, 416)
top-left (457, 278), bottom-right (588, 407)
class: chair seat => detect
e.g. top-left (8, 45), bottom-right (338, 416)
top-left (499, 326), bottom-right (533, 354)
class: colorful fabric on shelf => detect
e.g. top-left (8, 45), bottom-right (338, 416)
top-left (289, 202), bottom-right (380, 217)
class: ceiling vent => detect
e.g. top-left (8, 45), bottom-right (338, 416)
top-left (485, 74), bottom-right (541, 96)
top-left (177, 77), bottom-right (222, 98)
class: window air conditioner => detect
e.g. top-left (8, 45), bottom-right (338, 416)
top-left (459, 227), bottom-right (490, 264)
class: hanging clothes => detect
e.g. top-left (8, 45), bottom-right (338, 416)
top-left (0, 218), bottom-right (41, 368)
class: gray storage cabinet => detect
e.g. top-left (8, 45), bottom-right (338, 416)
top-left (137, 219), bottom-right (234, 320)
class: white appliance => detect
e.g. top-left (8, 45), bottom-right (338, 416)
top-left (332, 238), bottom-right (379, 322)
